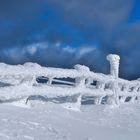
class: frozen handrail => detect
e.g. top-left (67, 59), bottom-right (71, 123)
top-left (0, 54), bottom-right (139, 107)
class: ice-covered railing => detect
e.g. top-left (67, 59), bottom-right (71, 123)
top-left (0, 54), bottom-right (140, 107)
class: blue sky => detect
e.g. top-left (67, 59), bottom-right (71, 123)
top-left (129, 0), bottom-right (140, 22)
top-left (0, 0), bottom-right (140, 79)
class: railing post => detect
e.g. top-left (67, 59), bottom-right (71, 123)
top-left (107, 54), bottom-right (120, 79)
top-left (129, 96), bottom-right (136, 103)
top-left (95, 96), bottom-right (103, 105)
top-left (86, 78), bottom-right (93, 86)
top-left (106, 54), bottom-right (121, 106)
top-left (107, 81), bottom-right (120, 106)
top-left (47, 77), bottom-right (53, 85)
top-left (74, 64), bottom-right (90, 87)
top-left (119, 96), bottom-right (126, 103)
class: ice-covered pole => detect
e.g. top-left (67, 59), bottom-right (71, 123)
top-left (107, 54), bottom-right (120, 79)
top-left (74, 64), bottom-right (90, 87)
top-left (107, 54), bottom-right (120, 106)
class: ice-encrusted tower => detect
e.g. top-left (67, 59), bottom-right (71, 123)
top-left (107, 54), bottom-right (120, 79)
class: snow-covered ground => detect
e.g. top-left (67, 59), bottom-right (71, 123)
top-left (0, 57), bottom-right (140, 140)
top-left (0, 101), bottom-right (140, 140)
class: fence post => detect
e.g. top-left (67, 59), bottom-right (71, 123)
top-left (74, 64), bottom-right (90, 87)
top-left (47, 77), bottom-right (53, 85)
top-left (107, 54), bottom-right (120, 106)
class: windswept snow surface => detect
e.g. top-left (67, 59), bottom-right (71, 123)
top-left (0, 102), bottom-right (140, 140)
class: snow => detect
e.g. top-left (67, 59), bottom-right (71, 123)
top-left (0, 54), bottom-right (140, 139)
top-left (0, 102), bottom-right (140, 140)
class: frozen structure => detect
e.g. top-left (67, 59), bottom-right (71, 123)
top-left (107, 54), bottom-right (120, 79)
top-left (0, 54), bottom-right (140, 108)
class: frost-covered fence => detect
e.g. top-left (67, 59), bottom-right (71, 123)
top-left (0, 54), bottom-right (140, 107)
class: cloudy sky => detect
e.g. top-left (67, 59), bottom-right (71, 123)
top-left (0, 0), bottom-right (140, 79)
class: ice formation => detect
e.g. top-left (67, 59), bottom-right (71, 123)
top-left (0, 54), bottom-right (139, 108)
top-left (107, 54), bottom-right (120, 79)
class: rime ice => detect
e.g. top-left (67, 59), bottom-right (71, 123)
top-left (107, 54), bottom-right (120, 79)
top-left (0, 54), bottom-right (139, 108)
top-left (0, 54), bottom-right (140, 140)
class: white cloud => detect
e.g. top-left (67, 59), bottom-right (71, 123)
top-left (26, 46), bottom-right (37, 55)
top-left (63, 46), bottom-right (76, 53)
top-left (76, 46), bottom-right (96, 59)
top-left (24, 42), bottom-right (48, 56)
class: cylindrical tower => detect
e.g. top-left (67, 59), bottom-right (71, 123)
top-left (107, 54), bottom-right (120, 79)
